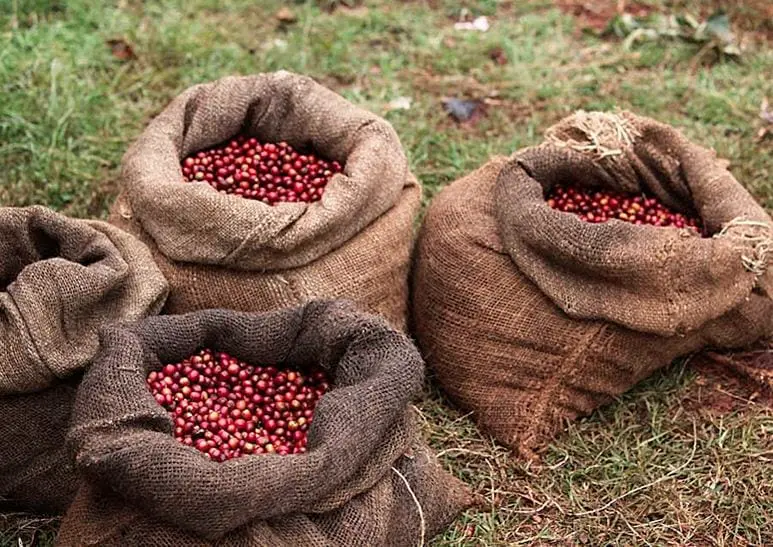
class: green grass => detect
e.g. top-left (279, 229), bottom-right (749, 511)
top-left (423, 360), bottom-right (773, 545)
top-left (1, 0), bottom-right (772, 545)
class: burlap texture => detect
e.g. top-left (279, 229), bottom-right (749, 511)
top-left (0, 381), bottom-right (78, 514)
top-left (110, 182), bottom-right (419, 329)
top-left (0, 205), bottom-right (169, 513)
top-left (57, 301), bottom-right (473, 546)
top-left (413, 112), bottom-right (773, 458)
top-left (499, 111), bottom-right (773, 336)
top-left (110, 71), bottom-right (420, 328)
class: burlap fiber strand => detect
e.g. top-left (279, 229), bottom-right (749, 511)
top-left (0, 205), bottom-right (168, 513)
top-left (109, 71), bottom-right (420, 329)
top-left (57, 301), bottom-right (473, 546)
top-left (413, 111), bottom-right (773, 458)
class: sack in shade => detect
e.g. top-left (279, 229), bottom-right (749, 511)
top-left (57, 301), bottom-right (473, 546)
top-left (109, 71), bottom-right (420, 330)
top-left (413, 111), bottom-right (773, 458)
top-left (0, 206), bottom-right (168, 513)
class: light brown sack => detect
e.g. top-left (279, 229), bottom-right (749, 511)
top-left (413, 111), bottom-right (773, 458)
top-left (110, 71), bottom-right (420, 329)
top-left (57, 301), bottom-right (473, 546)
top-left (0, 206), bottom-right (168, 513)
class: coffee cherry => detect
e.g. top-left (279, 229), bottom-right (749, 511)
top-left (146, 349), bottom-right (331, 461)
top-left (180, 135), bottom-right (343, 206)
top-left (546, 184), bottom-right (704, 235)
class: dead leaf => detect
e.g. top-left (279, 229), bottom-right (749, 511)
top-left (337, 5), bottom-right (369, 17)
top-left (385, 96), bottom-right (412, 112)
top-left (454, 16), bottom-right (490, 32)
top-left (318, 0), bottom-right (362, 13)
top-left (608, 9), bottom-right (743, 60)
top-left (488, 46), bottom-right (508, 65)
top-left (275, 7), bottom-right (297, 24)
top-left (261, 38), bottom-right (288, 52)
top-left (442, 97), bottom-right (486, 124)
top-left (106, 38), bottom-right (136, 61)
top-left (558, 0), bottom-right (619, 32)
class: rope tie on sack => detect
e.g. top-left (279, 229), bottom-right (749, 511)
top-left (715, 218), bottom-right (773, 276)
top-left (391, 465), bottom-right (426, 547)
top-left (546, 110), bottom-right (642, 160)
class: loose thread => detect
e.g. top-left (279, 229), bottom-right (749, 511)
top-left (392, 465), bottom-right (426, 547)
top-left (546, 110), bottom-right (641, 160)
top-left (715, 218), bottom-right (773, 276)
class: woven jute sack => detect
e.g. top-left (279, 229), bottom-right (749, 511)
top-left (0, 206), bottom-right (168, 513)
top-left (57, 301), bottom-right (473, 546)
top-left (108, 71), bottom-right (421, 330)
top-left (413, 111), bottom-right (773, 458)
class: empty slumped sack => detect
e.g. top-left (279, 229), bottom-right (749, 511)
top-left (0, 206), bottom-right (168, 513)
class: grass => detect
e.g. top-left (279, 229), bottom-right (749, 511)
top-left (423, 360), bottom-right (773, 545)
top-left (1, 0), bottom-right (772, 545)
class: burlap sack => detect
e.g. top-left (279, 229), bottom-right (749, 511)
top-left (57, 301), bottom-right (473, 546)
top-left (0, 205), bottom-right (168, 513)
top-left (413, 111), bottom-right (773, 458)
top-left (0, 381), bottom-right (78, 514)
top-left (109, 71), bottom-right (420, 329)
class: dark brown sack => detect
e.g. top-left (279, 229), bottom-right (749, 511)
top-left (413, 111), bottom-right (773, 458)
top-left (109, 71), bottom-right (420, 329)
top-left (0, 206), bottom-right (168, 513)
top-left (57, 301), bottom-right (473, 546)
top-left (0, 381), bottom-right (78, 514)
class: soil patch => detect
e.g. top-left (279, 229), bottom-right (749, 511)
top-left (684, 344), bottom-right (773, 414)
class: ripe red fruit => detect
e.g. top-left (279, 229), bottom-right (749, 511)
top-left (146, 349), bottom-right (331, 461)
top-left (546, 184), bottom-right (704, 235)
top-left (180, 135), bottom-right (343, 206)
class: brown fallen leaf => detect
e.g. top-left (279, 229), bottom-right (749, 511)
top-left (318, 0), bottom-right (362, 13)
top-left (488, 46), bottom-right (508, 65)
top-left (106, 38), bottom-right (136, 61)
top-left (275, 7), bottom-right (297, 24)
